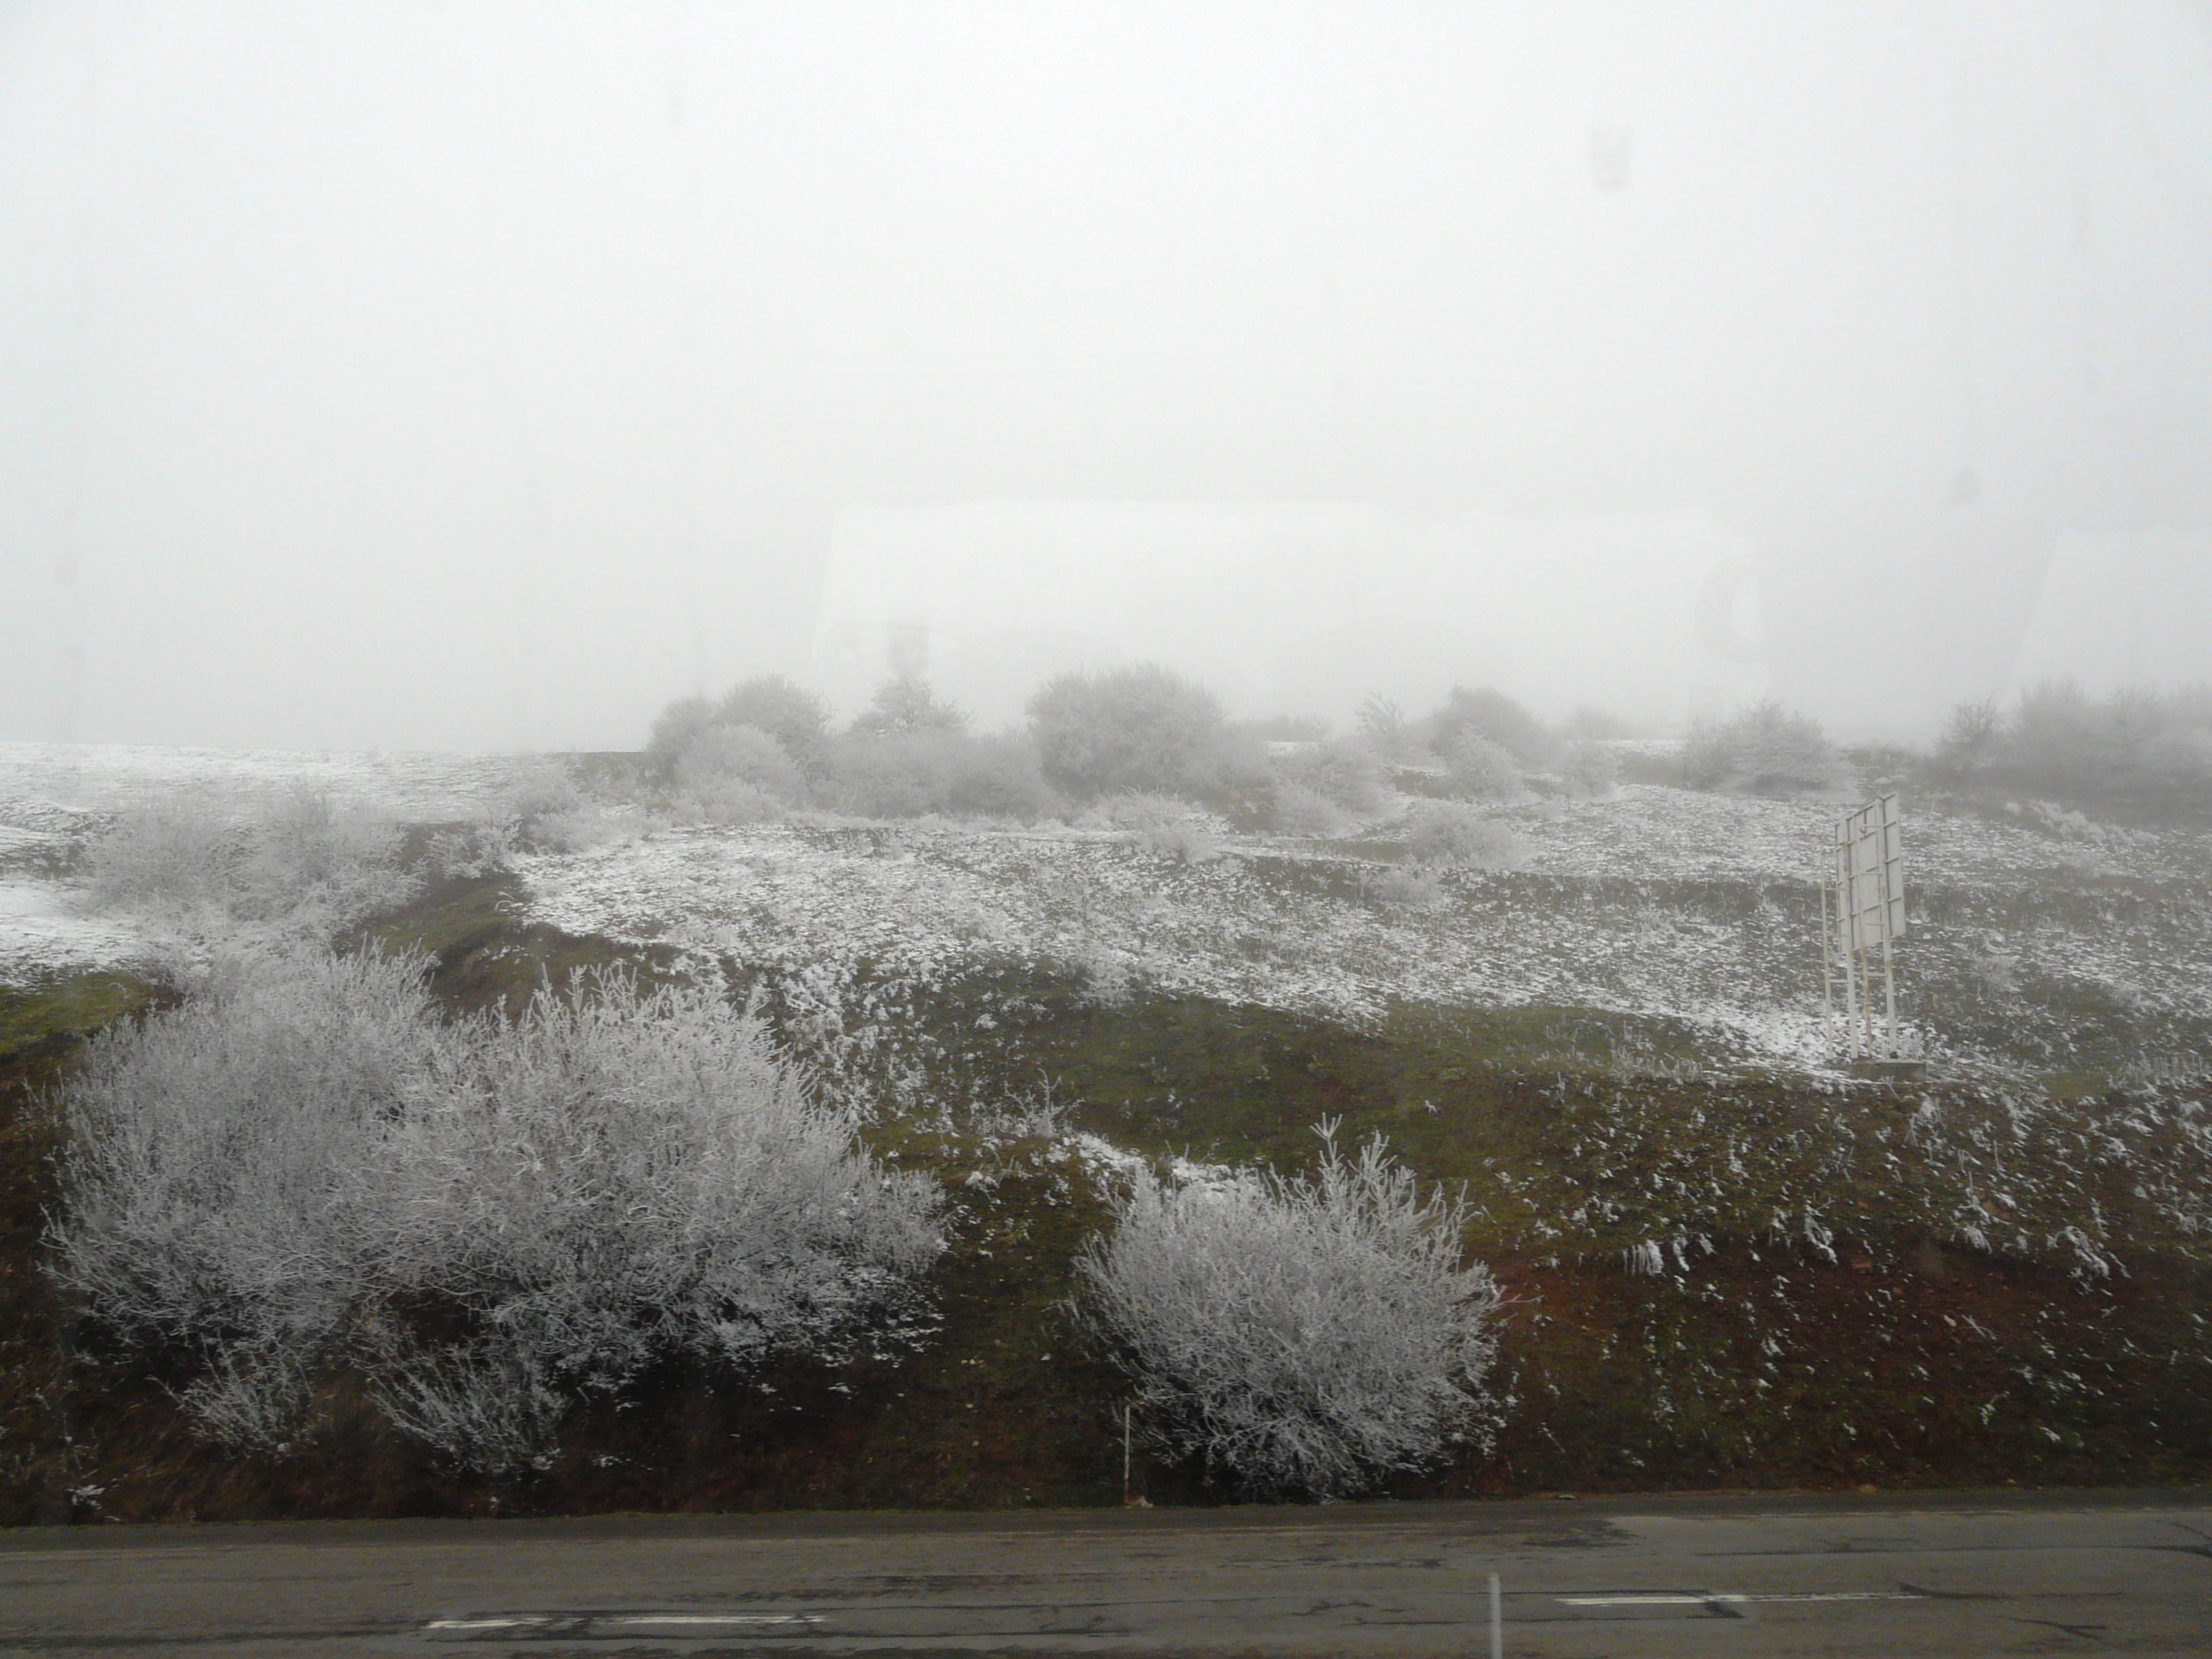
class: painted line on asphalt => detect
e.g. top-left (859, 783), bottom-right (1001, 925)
top-left (606, 1615), bottom-right (825, 1627)
top-left (1560, 1591), bottom-right (1927, 1607)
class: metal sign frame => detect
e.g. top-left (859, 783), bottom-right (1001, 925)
top-left (1822, 792), bottom-right (1906, 1060)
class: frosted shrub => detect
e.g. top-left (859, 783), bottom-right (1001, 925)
top-left (51, 952), bottom-right (945, 1470)
top-left (647, 695), bottom-right (717, 764)
top-left (1027, 664), bottom-right (1231, 800)
top-left (1431, 686), bottom-right (1553, 768)
top-left (366, 1342), bottom-right (565, 1475)
top-left (1271, 782), bottom-right (1350, 838)
top-left (1439, 732), bottom-right (1523, 801)
top-left (1354, 695), bottom-right (1422, 762)
top-left (85, 786), bottom-right (415, 937)
top-left (1366, 863), bottom-right (1447, 910)
top-left (1557, 739), bottom-right (1620, 799)
top-left (649, 676), bottom-right (833, 779)
top-left (1929, 694), bottom-right (2004, 782)
top-left (1683, 699), bottom-right (1844, 797)
top-left (1089, 793), bottom-right (1223, 863)
top-left (677, 723), bottom-right (808, 821)
top-left (83, 792), bottom-right (243, 918)
top-left (712, 676), bottom-right (834, 779)
top-left (1402, 802), bottom-right (1528, 871)
top-left (1275, 738), bottom-right (1390, 817)
top-left (849, 675), bottom-right (968, 737)
top-left (1931, 680), bottom-right (2212, 813)
top-left (1077, 1128), bottom-right (1500, 1500)
top-left (830, 729), bottom-right (1058, 821)
top-left (375, 970), bottom-right (944, 1465)
top-left (49, 947), bottom-right (450, 1449)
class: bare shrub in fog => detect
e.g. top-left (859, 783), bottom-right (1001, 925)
top-left (1682, 699), bottom-right (1844, 798)
top-left (1934, 679), bottom-right (2212, 813)
top-left (1076, 1126), bottom-right (1500, 1501)
top-left (849, 675), bottom-right (968, 737)
top-left (48, 947), bottom-right (449, 1449)
top-left (1431, 685), bottom-right (1553, 768)
top-left (1354, 695), bottom-right (1422, 762)
top-left (1439, 732), bottom-right (1523, 801)
top-left (1929, 693), bottom-right (2004, 781)
top-left (1559, 704), bottom-right (1633, 741)
top-left (85, 786), bottom-right (416, 936)
top-left (1027, 664), bottom-right (1236, 800)
top-left (830, 728), bottom-right (1059, 821)
top-left (51, 951), bottom-right (944, 1469)
top-left (1557, 738), bottom-right (1621, 799)
top-left (1401, 802), bottom-right (1528, 871)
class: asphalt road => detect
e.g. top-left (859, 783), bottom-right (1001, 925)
top-left (3, 1491), bottom-right (2209, 1657)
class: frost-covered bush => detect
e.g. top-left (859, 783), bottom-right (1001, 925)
top-left (677, 723), bottom-right (808, 812)
top-left (1027, 664), bottom-right (1233, 800)
top-left (48, 947), bottom-right (451, 1449)
top-left (1557, 738), bottom-right (1621, 800)
top-left (1929, 680), bottom-right (2212, 813)
top-left (1076, 1128), bottom-right (1500, 1501)
top-left (1682, 699), bottom-right (1844, 797)
top-left (1088, 793), bottom-right (1223, 863)
top-left (49, 949), bottom-right (945, 1469)
top-left (1431, 685), bottom-right (1553, 768)
top-left (648, 676), bottom-right (833, 779)
top-left (1271, 782), bottom-right (1351, 838)
top-left (1275, 737), bottom-right (1391, 817)
top-left (1439, 732), bottom-right (1523, 801)
top-left (1365, 863), bottom-right (1447, 910)
top-left (375, 971), bottom-right (943, 1465)
top-left (84, 786), bottom-right (417, 937)
top-left (849, 675), bottom-right (968, 738)
top-left (828, 729), bottom-right (1058, 821)
top-left (1354, 695), bottom-right (1422, 762)
top-left (1929, 694), bottom-right (2004, 783)
top-left (647, 695), bottom-right (718, 765)
top-left (714, 676), bottom-right (834, 779)
top-left (1402, 802), bottom-right (1528, 871)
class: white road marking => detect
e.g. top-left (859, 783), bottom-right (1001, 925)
top-left (423, 1618), bottom-right (548, 1630)
top-left (1560, 1592), bottom-right (1927, 1607)
top-left (607, 1614), bottom-right (825, 1627)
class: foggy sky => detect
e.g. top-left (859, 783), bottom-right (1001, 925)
top-left (3, 1), bottom-right (2208, 752)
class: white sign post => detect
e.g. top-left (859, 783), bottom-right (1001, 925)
top-left (1822, 793), bottom-right (1908, 1063)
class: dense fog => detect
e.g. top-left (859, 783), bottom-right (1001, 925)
top-left (3, 1), bottom-right (2207, 752)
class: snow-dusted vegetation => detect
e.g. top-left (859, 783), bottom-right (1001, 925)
top-left (48, 947), bottom-right (943, 1469)
top-left (5, 673), bottom-right (2212, 1513)
top-left (1078, 1126), bottom-right (1500, 1500)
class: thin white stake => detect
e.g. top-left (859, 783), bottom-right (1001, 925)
top-left (1489, 1572), bottom-right (1503, 1659)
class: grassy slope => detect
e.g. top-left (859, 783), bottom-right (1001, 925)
top-left (2, 855), bottom-right (2209, 1523)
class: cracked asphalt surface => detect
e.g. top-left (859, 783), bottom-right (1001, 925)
top-left (3, 1490), bottom-right (2208, 1656)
